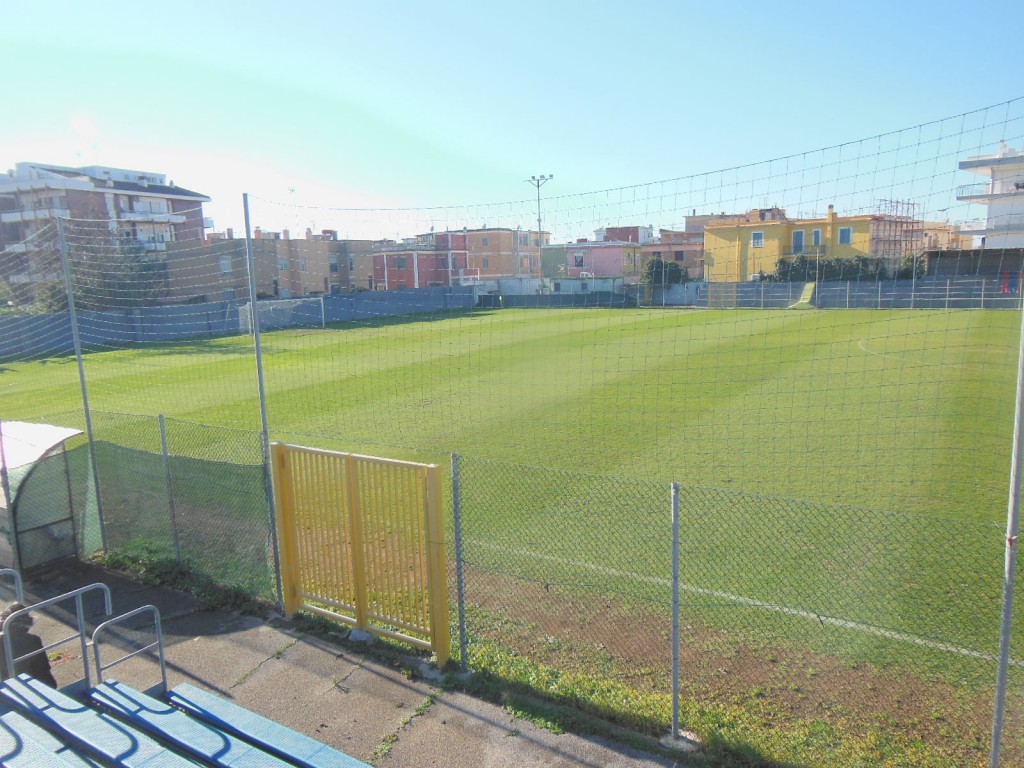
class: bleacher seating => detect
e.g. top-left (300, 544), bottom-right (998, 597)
top-left (0, 573), bottom-right (372, 768)
top-left (168, 682), bottom-right (370, 768)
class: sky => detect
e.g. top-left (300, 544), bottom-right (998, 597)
top-left (2, 0), bottom-right (1022, 239)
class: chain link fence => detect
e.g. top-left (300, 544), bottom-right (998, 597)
top-left (452, 455), bottom-right (1021, 766)
top-left (84, 411), bottom-right (276, 599)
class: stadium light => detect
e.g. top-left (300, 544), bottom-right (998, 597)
top-left (525, 175), bottom-right (553, 274)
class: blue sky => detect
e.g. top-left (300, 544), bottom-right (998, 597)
top-left (2, 1), bottom-right (1022, 237)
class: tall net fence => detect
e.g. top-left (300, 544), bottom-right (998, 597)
top-left (455, 456), bottom-right (1018, 766)
top-left (77, 412), bottom-right (274, 599)
top-left (0, 98), bottom-right (1023, 764)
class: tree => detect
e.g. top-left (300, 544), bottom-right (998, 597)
top-left (643, 258), bottom-right (685, 286)
top-left (70, 239), bottom-right (168, 311)
top-left (0, 278), bottom-right (13, 308)
top-left (894, 254), bottom-right (925, 280)
top-left (34, 280), bottom-right (69, 312)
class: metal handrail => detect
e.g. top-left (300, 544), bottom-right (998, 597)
top-left (92, 605), bottom-right (167, 696)
top-left (957, 182), bottom-right (1024, 198)
top-left (1, 582), bottom-right (113, 687)
top-left (0, 569), bottom-right (24, 604)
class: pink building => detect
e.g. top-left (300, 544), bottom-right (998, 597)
top-left (545, 240), bottom-right (643, 280)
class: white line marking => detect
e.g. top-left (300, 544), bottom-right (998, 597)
top-left (469, 539), bottom-right (1020, 666)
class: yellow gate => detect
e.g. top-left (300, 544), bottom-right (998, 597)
top-left (270, 442), bottom-right (450, 666)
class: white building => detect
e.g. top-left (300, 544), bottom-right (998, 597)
top-left (957, 142), bottom-right (1024, 248)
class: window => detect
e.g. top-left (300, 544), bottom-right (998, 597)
top-left (219, 257), bottom-right (232, 275)
top-left (278, 259), bottom-right (289, 271)
top-left (792, 230), bottom-right (804, 254)
top-left (482, 257), bottom-right (490, 268)
top-left (482, 237), bottom-right (489, 247)
top-left (553, 281), bottom-right (561, 293)
top-left (300, 259), bottom-right (307, 273)
top-left (751, 231), bottom-right (764, 248)
top-left (393, 257), bottom-right (408, 269)
top-left (673, 251), bottom-right (685, 261)
top-left (838, 227), bottom-right (852, 245)
top-left (520, 233), bottom-right (529, 246)
top-left (812, 229), bottom-right (822, 247)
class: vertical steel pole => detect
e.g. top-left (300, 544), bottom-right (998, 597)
top-left (57, 217), bottom-right (106, 551)
top-left (320, 295), bottom-right (326, 329)
top-left (452, 453), bottom-right (470, 671)
top-left (671, 481), bottom-right (681, 740)
top-left (158, 415), bottom-right (182, 564)
top-left (0, 419), bottom-right (10, 515)
top-left (243, 194), bottom-right (284, 611)
top-left (990, 297), bottom-right (1024, 766)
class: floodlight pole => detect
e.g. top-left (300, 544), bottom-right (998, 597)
top-left (526, 175), bottom-right (553, 276)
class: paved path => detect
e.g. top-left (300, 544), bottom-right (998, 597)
top-left (15, 561), bottom-right (689, 767)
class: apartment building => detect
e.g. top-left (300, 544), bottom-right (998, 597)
top-left (702, 205), bottom-right (944, 281)
top-left (957, 142), bottom-right (1024, 249)
top-left (164, 236), bottom-right (346, 302)
top-left (542, 239), bottom-right (643, 280)
top-left (0, 162), bottom-right (209, 302)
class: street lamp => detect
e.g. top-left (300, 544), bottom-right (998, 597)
top-left (526, 174), bottom-right (553, 275)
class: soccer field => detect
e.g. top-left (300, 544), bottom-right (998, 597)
top-left (4, 307), bottom-right (1018, 521)
top-left (6, 305), bottom-right (1022, 765)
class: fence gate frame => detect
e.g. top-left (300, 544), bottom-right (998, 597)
top-left (271, 442), bottom-right (450, 666)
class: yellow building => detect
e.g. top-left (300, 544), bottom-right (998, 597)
top-left (702, 205), bottom-right (939, 282)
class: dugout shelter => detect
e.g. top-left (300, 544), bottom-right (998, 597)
top-left (0, 420), bottom-right (83, 571)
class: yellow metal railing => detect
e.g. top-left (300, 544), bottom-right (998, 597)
top-left (271, 442), bottom-right (450, 666)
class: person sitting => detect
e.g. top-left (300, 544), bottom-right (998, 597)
top-left (0, 602), bottom-right (57, 688)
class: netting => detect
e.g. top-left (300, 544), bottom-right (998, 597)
top-left (456, 456), bottom-right (1012, 764)
top-left (1, 97), bottom-right (1024, 764)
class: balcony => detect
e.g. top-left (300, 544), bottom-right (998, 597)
top-left (0, 207), bottom-right (70, 223)
top-left (118, 210), bottom-right (186, 224)
top-left (780, 245), bottom-right (828, 258)
top-left (956, 182), bottom-right (1024, 201)
top-left (957, 215), bottom-right (1024, 236)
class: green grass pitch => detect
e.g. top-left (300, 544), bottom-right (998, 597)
top-left (4, 307), bottom-right (1018, 521)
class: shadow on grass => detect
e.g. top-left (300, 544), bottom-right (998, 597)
top-left (457, 668), bottom-right (803, 768)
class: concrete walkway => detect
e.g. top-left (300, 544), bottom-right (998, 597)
top-left (14, 561), bottom-right (688, 767)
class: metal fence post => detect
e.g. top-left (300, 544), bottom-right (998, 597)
top-left (671, 481), bottom-right (681, 740)
top-left (158, 415), bottom-right (182, 564)
top-left (243, 193), bottom-right (284, 612)
top-left (452, 453), bottom-right (469, 671)
top-left (57, 217), bottom-right (106, 551)
top-left (989, 298), bottom-right (1024, 767)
